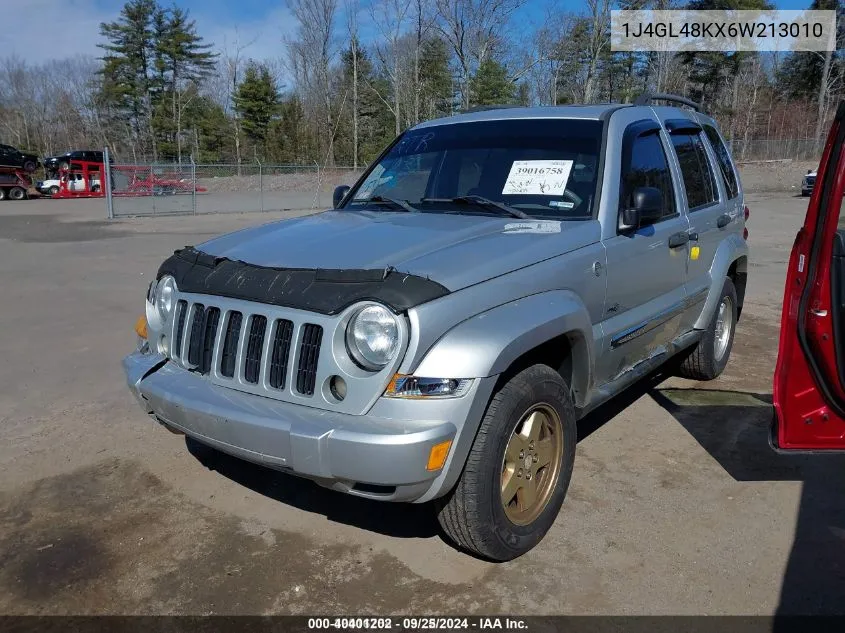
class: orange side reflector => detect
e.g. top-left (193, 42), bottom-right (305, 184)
top-left (134, 315), bottom-right (148, 339)
top-left (426, 440), bottom-right (453, 471)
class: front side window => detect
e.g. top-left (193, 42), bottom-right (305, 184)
top-left (671, 132), bottom-right (718, 210)
top-left (621, 131), bottom-right (676, 219)
top-left (346, 119), bottom-right (604, 219)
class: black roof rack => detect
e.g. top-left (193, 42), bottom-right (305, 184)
top-left (633, 92), bottom-right (702, 113)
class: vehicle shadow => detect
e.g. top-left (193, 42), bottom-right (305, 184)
top-left (647, 385), bottom-right (845, 615)
top-left (185, 437), bottom-right (440, 539)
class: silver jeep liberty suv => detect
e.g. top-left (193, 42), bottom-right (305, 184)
top-left (124, 93), bottom-right (749, 560)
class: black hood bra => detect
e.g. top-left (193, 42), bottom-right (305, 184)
top-left (157, 246), bottom-right (450, 315)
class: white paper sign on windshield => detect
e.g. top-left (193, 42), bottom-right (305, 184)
top-left (501, 160), bottom-right (573, 196)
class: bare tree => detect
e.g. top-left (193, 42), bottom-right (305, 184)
top-left (434, 0), bottom-right (525, 110)
top-left (369, 0), bottom-right (412, 135)
top-left (287, 0), bottom-right (339, 165)
top-left (345, 0), bottom-right (361, 169)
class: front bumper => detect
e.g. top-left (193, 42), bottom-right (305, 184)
top-left (124, 352), bottom-right (492, 502)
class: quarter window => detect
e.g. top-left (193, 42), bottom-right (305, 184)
top-left (671, 133), bottom-right (718, 210)
top-left (704, 125), bottom-right (739, 199)
top-left (621, 131), bottom-right (676, 219)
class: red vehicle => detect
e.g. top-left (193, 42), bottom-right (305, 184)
top-left (773, 101), bottom-right (845, 451)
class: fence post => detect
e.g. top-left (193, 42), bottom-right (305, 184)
top-left (258, 159), bottom-right (264, 212)
top-left (104, 147), bottom-right (114, 219)
top-left (191, 155), bottom-right (197, 214)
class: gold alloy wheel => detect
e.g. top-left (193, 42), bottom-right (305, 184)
top-left (500, 403), bottom-right (563, 525)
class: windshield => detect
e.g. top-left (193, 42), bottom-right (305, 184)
top-left (344, 118), bottom-right (603, 219)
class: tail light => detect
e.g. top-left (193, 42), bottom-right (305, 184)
top-left (744, 205), bottom-right (750, 221)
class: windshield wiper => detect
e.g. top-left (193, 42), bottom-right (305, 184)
top-left (353, 195), bottom-right (417, 213)
top-left (421, 195), bottom-right (530, 219)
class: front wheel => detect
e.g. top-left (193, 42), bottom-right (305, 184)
top-left (676, 277), bottom-right (738, 381)
top-left (48, 185), bottom-right (59, 195)
top-left (437, 364), bottom-right (576, 561)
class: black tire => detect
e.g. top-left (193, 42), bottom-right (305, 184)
top-left (48, 185), bottom-right (59, 195)
top-left (677, 277), bottom-right (738, 381)
top-left (23, 160), bottom-right (36, 172)
top-left (0, 188), bottom-right (6, 201)
top-left (59, 161), bottom-right (70, 170)
top-left (8, 187), bottom-right (26, 201)
top-left (436, 364), bottom-right (577, 561)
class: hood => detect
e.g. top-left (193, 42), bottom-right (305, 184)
top-left (196, 210), bottom-right (601, 291)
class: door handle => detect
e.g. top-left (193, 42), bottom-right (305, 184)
top-left (716, 214), bottom-right (731, 228)
top-left (668, 232), bottom-right (690, 248)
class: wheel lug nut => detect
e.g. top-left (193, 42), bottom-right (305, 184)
top-left (517, 469), bottom-right (523, 478)
top-left (519, 450), bottom-right (524, 459)
top-left (533, 455), bottom-right (538, 463)
top-left (525, 473), bottom-right (531, 480)
top-left (529, 441), bottom-right (534, 450)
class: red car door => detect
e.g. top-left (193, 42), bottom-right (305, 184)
top-left (773, 101), bottom-right (845, 450)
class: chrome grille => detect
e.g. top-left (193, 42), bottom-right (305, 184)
top-left (244, 315), bottom-right (267, 384)
top-left (296, 324), bottom-right (323, 395)
top-left (268, 319), bottom-right (294, 389)
top-left (171, 299), bottom-right (323, 398)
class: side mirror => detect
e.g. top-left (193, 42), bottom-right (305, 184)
top-left (333, 185), bottom-right (350, 208)
top-left (619, 186), bottom-right (663, 232)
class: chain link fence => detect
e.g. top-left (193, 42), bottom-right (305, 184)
top-left (728, 138), bottom-right (822, 163)
top-left (105, 152), bottom-right (361, 218)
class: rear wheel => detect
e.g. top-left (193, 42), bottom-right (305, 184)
top-left (677, 277), bottom-right (738, 380)
top-left (8, 187), bottom-right (26, 201)
top-left (437, 364), bottom-right (576, 561)
top-left (0, 188), bottom-right (6, 201)
top-left (48, 185), bottom-right (59, 195)
top-left (23, 160), bottom-right (36, 172)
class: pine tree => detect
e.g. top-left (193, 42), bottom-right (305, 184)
top-left (470, 59), bottom-right (516, 107)
top-left (419, 37), bottom-right (454, 118)
top-left (156, 6), bottom-right (216, 162)
top-left (234, 64), bottom-right (282, 157)
top-left (98, 0), bottom-right (158, 158)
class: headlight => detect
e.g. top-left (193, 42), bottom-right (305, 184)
top-left (345, 304), bottom-right (400, 370)
top-left (145, 275), bottom-right (177, 330)
top-left (156, 275), bottom-right (176, 321)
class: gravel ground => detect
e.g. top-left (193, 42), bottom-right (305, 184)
top-left (0, 181), bottom-right (842, 615)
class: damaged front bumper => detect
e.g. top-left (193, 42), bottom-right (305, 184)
top-left (123, 351), bottom-right (490, 502)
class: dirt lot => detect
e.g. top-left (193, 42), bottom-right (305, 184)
top-left (0, 189), bottom-right (842, 616)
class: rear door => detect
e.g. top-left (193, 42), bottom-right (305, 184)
top-left (773, 101), bottom-right (845, 450)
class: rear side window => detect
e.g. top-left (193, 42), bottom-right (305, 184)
top-left (621, 132), bottom-right (676, 219)
top-left (671, 133), bottom-right (718, 210)
top-left (704, 125), bottom-right (739, 199)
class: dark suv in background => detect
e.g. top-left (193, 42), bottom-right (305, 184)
top-left (44, 150), bottom-right (106, 171)
top-left (0, 143), bottom-right (39, 172)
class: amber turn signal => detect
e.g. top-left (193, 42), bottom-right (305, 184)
top-left (426, 440), bottom-right (452, 471)
top-left (134, 315), bottom-right (148, 339)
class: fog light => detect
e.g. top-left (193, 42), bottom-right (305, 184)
top-left (329, 375), bottom-right (347, 401)
top-left (427, 440), bottom-right (452, 471)
top-left (158, 334), bottom-right (169, 356)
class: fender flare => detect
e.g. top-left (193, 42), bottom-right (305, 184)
top-left (414, 290), bottom-right (595, 407)
top-left (694, 234), bottom-right (749, 330)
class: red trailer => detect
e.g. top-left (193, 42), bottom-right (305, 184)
top-left (52, 160), bottom-right (105, 198)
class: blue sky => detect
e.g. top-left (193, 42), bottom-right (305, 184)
top-left (5, 0), bottom-right (818, 66)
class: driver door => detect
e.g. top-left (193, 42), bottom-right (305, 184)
top-left (773, 101), bottom-right (845, 450)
